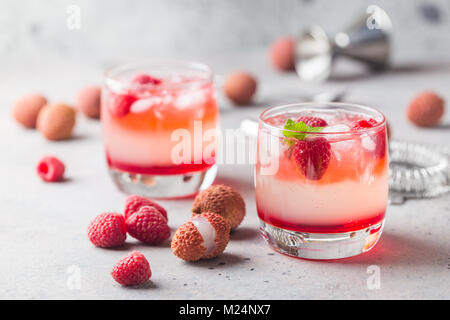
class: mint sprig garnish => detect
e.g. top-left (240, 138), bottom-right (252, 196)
top-left (282, 119), bottom-right (324, 141)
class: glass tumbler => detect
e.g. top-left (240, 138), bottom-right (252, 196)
top-left (255, 102), bottom-right (389, 259)
top-left (102, 60), bottom-right (219, 198)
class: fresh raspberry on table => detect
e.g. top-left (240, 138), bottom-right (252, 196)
top-left (36, 156), bottom-right (65, 182)
top-left (126, 206), bottom-right (170, 244)
top-left (87, 212), bottom-right (127, 248)
top-left (293, 137), bottom-right (331, 180)
top-left (132, 74), bottom-right (162, 85)
top-left (109, 93), bottom-right (136, 117)
top-left (111, 251), bottom-right (151, 286)
top-left (296, 116), bottom-right (328, 127)
top-left (124, 194), bottom-right (168, 221)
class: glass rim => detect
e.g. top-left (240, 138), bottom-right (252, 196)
top-left (259, 102), bottom-right (386, 135)
top-left (104, 59), bottom-right (214, 91)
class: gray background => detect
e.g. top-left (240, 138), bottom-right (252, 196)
top-left (1, 0), bottom-right (450, 63)
top-left (0, 0), bottom-right (449, 300)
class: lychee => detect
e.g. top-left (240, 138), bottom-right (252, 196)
top-left (192, 184), bottom-right (245, 230)
top-left (12, 93), bottom-right (47, 128)
top-left (37, 103), bottom-right (76, 140)
top-left (407, 91), bottom-right (445, 127)
top-left (76, 85), bottom-right (101, 119)
top-left (171, 212), bottom-right (230, 261)
top-left (269, 36), bottom-right (296, 71)
top-left (224, 71), bottom-right (257, 105)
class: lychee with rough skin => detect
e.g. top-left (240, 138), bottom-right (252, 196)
top-left (12, 93), bottom-right (48, 128)
top-left (269, 36), bottom-right (296, 71)
top-left (224, 72), bottom-right (257, 105)
top-left (407, 91), bottom-right (445, 127)
top-left (37, 103), bottom-right (76, 140)
top-left (171, 212), bottom-right (230, 261)
top-left (192, 184), bottom-right (245, 230)
top-left (76, 86), bottom-right (101, 119)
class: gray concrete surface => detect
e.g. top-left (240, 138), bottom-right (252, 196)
top-left (0, 51), bottom-right (449, 299)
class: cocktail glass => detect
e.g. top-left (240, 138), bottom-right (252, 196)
top-left (102, 60), bottom-right (219, 198)
top-left (256, 102), bottom-right (388, 259)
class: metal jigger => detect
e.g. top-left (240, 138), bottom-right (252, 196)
top-left (295, 5), bottom-right (392, 81)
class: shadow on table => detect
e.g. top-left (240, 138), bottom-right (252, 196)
top-left (330, 232), bottom-right (449, 267)
top-left (230, 227), bottom-right (259, 242)
top-left (119, 280), bottom-right (158, 290)
top-left (425, 122), bottom-right (450, 130)
top-left (185, 252), bottom-right (249, 269)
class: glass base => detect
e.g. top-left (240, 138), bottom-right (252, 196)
top-left (259, 219), bottom-right (384, 260)
top-left (108, 165), bottom-right (217, 199)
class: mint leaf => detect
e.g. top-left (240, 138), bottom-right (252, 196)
top-left (282, 119), bottom-right (324, 142)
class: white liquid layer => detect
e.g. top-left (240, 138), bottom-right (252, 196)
top-left (191, 216), bottom-right (216, 255)
top-left (103, 120), bottom-right (217, 167)
top-left (255, 171), bottom-right (388, 226)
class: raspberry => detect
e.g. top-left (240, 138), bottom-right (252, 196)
top-left (87, 213), bottom-right (127, 248)
top-left (132, 74), bottom-right (162, 85)
top-left (126, 206), bottom-right (170, 244)
top-left (110, 93), bottom-right (136, 117)
top-left (350, 118), bottom-right (377, 130)
top-left (124, 195), bottom-right (168, 221)
top-left (293, 137), bottom-right (331, 180)
top-left (350, 118), bottom-right (386, 158)
top-left (37, 156), bottom-right (65, 182)
top-left (296, 116), bottom-right (328, 127)
top-left (111, 251), bottom-right (151, 286)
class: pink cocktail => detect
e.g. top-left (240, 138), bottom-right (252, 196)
top-left (256, 103), bottom-right (388, 259)
top-left (102, 61), bottom-right (219, 198)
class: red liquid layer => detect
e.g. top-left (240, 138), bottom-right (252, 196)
top-left (106, 155), bottom-right (215, 175)
top-left (257, 207), bottom-right (385, 233)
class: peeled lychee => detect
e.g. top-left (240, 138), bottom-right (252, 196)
top-left (269, 36), bottom-right (296, 71)
top-left (192, 184), bottom-right (245, 230)
top-left (37, 103), bottom-right (76, 141)
top-left (407, 91), bottom-right (445, 127)
top-left (224, 72), bottom-right (257, 105)
top-left (171, 212), bottom-right (230, 261)
top-left (76, 86), bottom-right (101, 119)
top-left (12, 93), bottom-right (47, 128)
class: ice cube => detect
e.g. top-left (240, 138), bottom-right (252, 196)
top-left (130, 97), bottom-right (162, 113)
top-left (321, 124), bottom-right (350, 133)
top-left (174, 90), bottom-right (207, 109)
top-left (361, 134), bottom-right (376, 151)
top-left (332, 139), bottom-right (355, 161)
